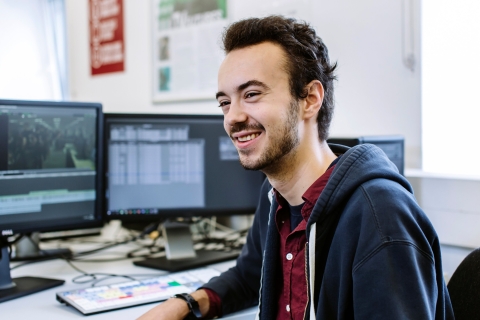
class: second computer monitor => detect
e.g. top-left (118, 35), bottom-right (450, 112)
top-left (104, 113), bottom-right (265, 222)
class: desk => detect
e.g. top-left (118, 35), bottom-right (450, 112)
top-left (0, 240), bottom-right (257, 319)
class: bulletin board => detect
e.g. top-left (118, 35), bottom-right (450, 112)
top-left (151, 0), bottom-right (312, 103)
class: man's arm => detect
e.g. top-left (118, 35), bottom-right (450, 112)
top-left (200, 179), bottom-right (271, 315)
top-left (137, 289), bottom-right (210, 320)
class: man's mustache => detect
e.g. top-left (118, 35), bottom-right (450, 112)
top-left (229, 122), bottom-right (265, 137)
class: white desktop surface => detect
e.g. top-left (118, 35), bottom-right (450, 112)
top-left (0, 240), bottom-right (257, 319)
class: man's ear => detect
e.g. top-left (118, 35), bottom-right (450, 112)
top-left (302, 80), bottom-right (324, 120)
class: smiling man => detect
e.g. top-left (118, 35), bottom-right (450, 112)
top-left (138, 16), bottom-right (454, 320)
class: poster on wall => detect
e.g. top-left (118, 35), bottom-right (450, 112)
top-left (152, 0), bottom-right (228, 102)
top-left (89, 0), bottom-right (125, 76)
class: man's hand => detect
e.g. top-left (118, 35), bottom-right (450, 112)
top-left (137, 289), bottom-right (210, 320)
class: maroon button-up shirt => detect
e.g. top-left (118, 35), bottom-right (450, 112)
top-left (274, 165), bottom-right (335, 319)
top-left (204, 164), bottom-right (336, 319)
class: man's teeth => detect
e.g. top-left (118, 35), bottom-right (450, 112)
top-left (238, 133), bottom-right (259, 142)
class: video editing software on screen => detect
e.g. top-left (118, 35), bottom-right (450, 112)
top-left (0, 104), bottom-right (99, 232)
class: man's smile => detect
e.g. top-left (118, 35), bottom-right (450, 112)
top-left (237, 132), bottom-right (260, 142)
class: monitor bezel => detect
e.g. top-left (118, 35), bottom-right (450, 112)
top-left (0, 99), bottom-right (104, 235)
top-left (103, 113), bottom-right (264, 222)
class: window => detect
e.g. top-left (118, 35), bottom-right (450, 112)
top-left (0, 0), bottom-right (69, 100)
top-left (422, 0), bottom-right (480, 175)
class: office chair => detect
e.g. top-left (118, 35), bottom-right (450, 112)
top-left (447, 247), bottom-right (480, 320)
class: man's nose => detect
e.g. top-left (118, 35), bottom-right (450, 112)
top-left (224, 100), bottom-right (248, 128)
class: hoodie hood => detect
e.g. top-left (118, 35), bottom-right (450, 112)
top-left (306, 143), bottom-right (411, 233)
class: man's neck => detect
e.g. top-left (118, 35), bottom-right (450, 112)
top-left (265, 141), bottom-right (336, 206)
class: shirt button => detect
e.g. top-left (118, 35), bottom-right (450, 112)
top-left (286, 304), bottom-right (291, 312)
top-left (286, 253), bottom-right (293, 260)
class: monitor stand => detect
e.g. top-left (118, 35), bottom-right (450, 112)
top-left (11, 233), bottom-right (71, 262)
top-left (0, 238), bottom-right (65, 303)
top-left (134, 221), bottom-right (240, 272)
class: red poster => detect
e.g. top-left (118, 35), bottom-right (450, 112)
top-left (89, 0), bottom-right (125, 75)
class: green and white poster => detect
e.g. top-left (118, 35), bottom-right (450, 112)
top-left (152, 0), bottom-right (228, 102)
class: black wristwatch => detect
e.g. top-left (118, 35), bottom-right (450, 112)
top-left (172, 293), bottom-right (202, 319)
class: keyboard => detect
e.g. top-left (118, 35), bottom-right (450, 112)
top-left (56, 267), bottom-right (221, 315)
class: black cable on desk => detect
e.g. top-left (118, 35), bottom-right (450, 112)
top-left (9, 221), bottom-right (162, 270)
top-left (64, 258), bottom-right (166, 287)
top-left (71, 221), bottom-right (161, 258)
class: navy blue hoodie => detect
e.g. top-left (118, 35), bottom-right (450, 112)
top-left (203, 144), bottom-right (454, 319)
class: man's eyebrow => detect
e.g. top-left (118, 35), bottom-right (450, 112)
top-left (215, 91), bottom-right (227, 100)
top-left (238, 80), bottom-right (270, 92)
top-left (215, 80), bottom-right (271, 100)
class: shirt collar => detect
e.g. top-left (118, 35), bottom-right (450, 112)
top-left (273, 157), bottom-right (339, 216)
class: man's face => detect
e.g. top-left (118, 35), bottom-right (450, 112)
top-left (216, 42), bottom-right (300, 172)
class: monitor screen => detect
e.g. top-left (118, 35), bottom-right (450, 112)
top-left (0, 99), bottom-right (104, 236)
top-left (327, 135), bottom-right (404, 175)
top-left (104, 113), bottom-right (265, 221)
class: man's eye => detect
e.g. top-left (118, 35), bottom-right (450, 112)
top-left (218, 101), bottom-right (230, 108)
top-left (245, 92), bottom-right (260, 99)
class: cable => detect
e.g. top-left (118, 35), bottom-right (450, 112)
top-left (10, 218), bottom-right (248, 271)
top-left (69, 221), bottom-right (161, 258)
top-left (126, 241), bottom-right (164, 259)
top-left (66, 259), bottom-right (136, 286)
top-left (7, 242), bottom-right (12, 260)
top-left (64, 259), bottom-right (165, 287)
top-left (68, 257), bottom-right (132, 263)
top-left (10, 221), bottom-right (162, 271)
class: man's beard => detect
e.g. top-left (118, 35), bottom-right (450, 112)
top-left (232, 99), bottom-right (300, 171)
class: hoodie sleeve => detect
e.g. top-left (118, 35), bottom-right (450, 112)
top-left (313, 144), bottom-right (453, 319)
top-left (201, 178), bottom-right (271, 316)
top-left (339, 179), bottom-right (452, 320)
top-left (352, 240), bottom-right (439, 319)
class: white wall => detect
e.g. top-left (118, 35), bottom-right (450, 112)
top-left (407, 173), bottom-right (480, 278)
top-left (313, 0), bottom-right (422, 169)
top-left (66, 0), bottom-right (216, 115)
top-left (65, 0), bottom-right (422, 168)
top-left (408, 173), bottom-right (480, 248)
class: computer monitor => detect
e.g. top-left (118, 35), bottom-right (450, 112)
top-left (104, 113), bottom-right (265, 271)
top-left (327, 135), bottom-right (405, 175)
top-left (0, 99), bottom-right (103, 302)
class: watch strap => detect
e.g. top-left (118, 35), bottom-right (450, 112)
top-left (172, 293), bottom-right (202, 319)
